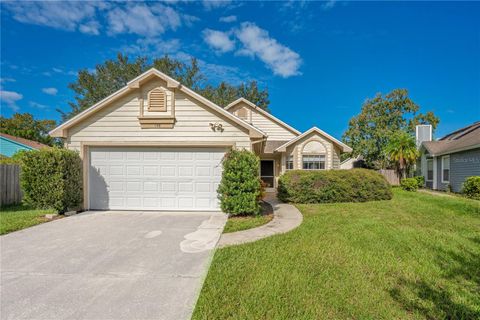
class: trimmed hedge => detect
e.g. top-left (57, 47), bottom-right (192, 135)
top-left (278, 169), bottom-right (392, 203)
top-left (17, 148), bottom-right (83, 213)
top-left (462, 176), bottom-right (480, 200)
top-left (217, 149), bottom-right (262, 216)
top-left (400, 178), bottom-right (419, 192)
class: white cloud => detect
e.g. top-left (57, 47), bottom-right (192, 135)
top-left (202, 29), bottom-right (235, 53)
top-left (202, 0), bottom-right (232, 10)
top-left (4, 1), bottom-right (101, 35)
top-left (79, 20), bottom-right (101, 35)
top-left (0, 77), bottom-right (15, 83)
top-left (219, 15), bottom-right (237, 23)
top-left (107, 3), bottom-right (181, 37)
top-left (42, 87), bottom-right (58, 96)
top-left (29, 101), bottom-right (48, 109)
top-left (322, 0), bottom-right (337, 10)
top-left (122, 38), bottom-right (181, 56)
top-left (234, 22), bottom-right (301, 77)
top-left (0, 90), bottom-right (23, 111)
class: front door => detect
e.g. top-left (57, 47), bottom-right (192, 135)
top-left (260, 160), bottom-right (275, 189)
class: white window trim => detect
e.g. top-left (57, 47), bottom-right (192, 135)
top-left (441, 155), bottom-right (450, 183)
top-left (426, 158), bottom-right (433, 182)
top-left (302, 154), bottom-right (326, 170)
top-left (286, 155), bottom-right (294, 170)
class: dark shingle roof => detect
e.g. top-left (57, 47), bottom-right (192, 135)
top-left (422, 122), bottom-right (480, 155)
top-left (264, 140), bottom-right (290, 153)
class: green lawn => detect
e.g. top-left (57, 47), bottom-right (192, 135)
top-left (223, 201), bottom-right (273, 233)
top-left (0, 205), bottom-right (57, 235)
top-left (194, 189), bottom-right (480, 319)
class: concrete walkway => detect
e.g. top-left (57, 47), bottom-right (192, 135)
top-left (418, 188), bottom-right (458, 198)
top-left (218, 193), bottom-right (303, 248)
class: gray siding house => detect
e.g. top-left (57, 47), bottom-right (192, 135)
top-left (417, 122), bottom-right (480, 192)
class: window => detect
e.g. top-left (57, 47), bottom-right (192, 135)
top-left (442, 155), bottom-right (450, 183)
top-left (286, 155), bottom-right (294, 170)
top-left (426, 158), bottom-right (433, 181)
top-left (302, 155), bottom-right (325, 170)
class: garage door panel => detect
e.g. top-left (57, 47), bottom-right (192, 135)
top-left (89, 147), bottom-right (224, 210)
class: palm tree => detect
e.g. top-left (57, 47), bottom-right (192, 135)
top-left (384, 131), bottom-right (419, 179)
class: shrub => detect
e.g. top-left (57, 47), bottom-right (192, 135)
top-left (413, 175), bottom-right (425, 188)
top-left (277, 169), bottom-right (392, 204)
top-left (18, 148), bottom-right (83, 213)
top-left (217, 149), bottom-right (261, 215)
top-left (400, 178), bottom-right (419, 192)
top-left (462, 176), bottom-right (480, 200)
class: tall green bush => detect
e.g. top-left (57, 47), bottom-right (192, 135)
top-left (278, 169), bottom-right (392, 203)
top-left (18, 148), bottom-right (83, 212)
top-left (217, 149), bottom-right (261, 215)
top-left (462, 176), bottom-right (480, 200)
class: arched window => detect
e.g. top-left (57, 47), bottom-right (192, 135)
top-left (302, 141), bottom-right (326, 170)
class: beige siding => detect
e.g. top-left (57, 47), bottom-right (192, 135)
top-left (66, 78), bottom-right (251, 151)
top-left (231, 102), bottom-right (297, 141)
top-left (281, 132), bottom-right (335, 171)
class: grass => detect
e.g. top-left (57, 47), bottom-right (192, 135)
top-left (194, 189), bottom-right (480, 319)
top-left (223, 201), bottom-right (274, 233)
top-left (0, 204), bottom-right (57, 235)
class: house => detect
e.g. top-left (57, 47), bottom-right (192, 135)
top-left (0, 133), bottom-right (49, 157)
top-left (417, 122), bottom-right (480, 192)
top-left (50, 68), bottom-right (352, 211)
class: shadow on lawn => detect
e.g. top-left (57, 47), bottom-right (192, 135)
top-left (389, 236), bottom-right (480, 319)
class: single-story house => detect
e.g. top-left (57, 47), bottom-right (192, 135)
top-left (0, 133), bottom-right (49, 157)
top-left (50, 68), bottom-right (352, 211)
top-left (417, 122), bottom-right (480, 192)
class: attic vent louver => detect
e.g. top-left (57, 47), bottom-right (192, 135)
top-left (148, 89), bottom-right (166, 112)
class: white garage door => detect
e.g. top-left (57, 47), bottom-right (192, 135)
top-left (89, 147), bottom-right (225, 211)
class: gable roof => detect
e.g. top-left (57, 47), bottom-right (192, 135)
top-left (421, 121), bottom-right (480, 156)
top-left (225, 98), bottom-right (301, 136)
top-left (0, 133), bottom-right (49, 150)
top-left (49, 68), bottom-right (265, 138)
top-left (274, 127), bottom-right (353, 153)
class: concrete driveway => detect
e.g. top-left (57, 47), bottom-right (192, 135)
top-left (1, 210), bottom-right (226, 320)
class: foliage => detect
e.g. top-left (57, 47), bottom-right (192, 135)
top-left (223, 202), bottom-right (273, 233)
top-left (414, 175), bottom-right (425, 188)
top-left (0, 204), bottom-right (56, 235)
top-left (462, 176), bottom-right (480, 200)
top-left (217, 149), bottom-right (262, 216)
top-left (194, 189), bottom-right (480, 319)
top-left (0, 113), bottom-right (58, 146)
top-left (342, 89), bottom-right (439, 169)
top-left (17, 148), bottom-right (83, 213)
top-left (384, 131), bottom-right (419, 178)
top-left (400, 178), bottom-right (419, 191)
top-left (62, 53), bottom-right (270, 120)
top-left (277, 169), bottom-right (392, 203)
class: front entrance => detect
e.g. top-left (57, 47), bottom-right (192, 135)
top-left (260, 160), bottom-right (275, 190)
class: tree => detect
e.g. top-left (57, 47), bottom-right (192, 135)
top-left (61, 53), bottom-right (270, 120)
top-left (342, 89), bottom-right (439, 168)
top-left (0, 113), bottom-right (57, 146)
top-left (384, 131), bottom-right (419, 179)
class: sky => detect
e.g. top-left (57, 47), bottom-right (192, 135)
top-left (1, 0), bottom-right (479, 139)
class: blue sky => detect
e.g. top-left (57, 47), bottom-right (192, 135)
top-left (1, 1), bottom-right (479, 139)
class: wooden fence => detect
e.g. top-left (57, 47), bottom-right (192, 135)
top-left (0, 164), bottom-right (22, 207)
top-left (378, 169), bottom-right (400, 186)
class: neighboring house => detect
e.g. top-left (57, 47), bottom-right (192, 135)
top-left (339, 155), bottom-right (364, 169)
top-left (417, 122), bottom-right (480, 193)
top-left (0, 133), bottom-right (48, 157)
top-left (50, 68), bottom-right (352, 211)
